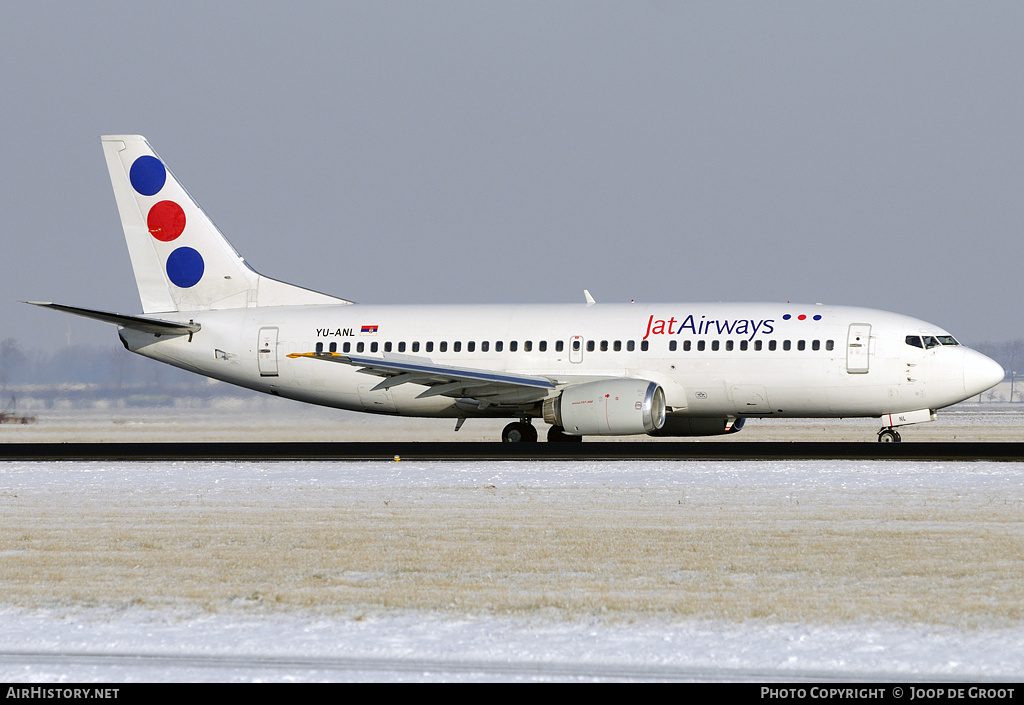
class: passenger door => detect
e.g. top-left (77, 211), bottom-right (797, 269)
top-left (846, 324), bottom-right (871, 374)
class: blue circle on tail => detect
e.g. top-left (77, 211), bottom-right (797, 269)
top-left (130, 155), bottom-right (167, 196)
top-left (166, 247), bottom-right (204, 288)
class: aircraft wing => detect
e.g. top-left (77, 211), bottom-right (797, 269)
top-left (287, 352), bottom-right (557, 403)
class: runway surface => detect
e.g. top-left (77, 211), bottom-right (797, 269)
top-left (2, 440), bottom-right (1024, 461)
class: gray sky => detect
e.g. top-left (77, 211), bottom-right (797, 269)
top-left (3, 1), bottom-right (1023, 351)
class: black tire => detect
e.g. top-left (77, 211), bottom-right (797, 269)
top-left (502, 421), bottom-right (538, 443)
top-left (877, 429), bottom-right (902, 443)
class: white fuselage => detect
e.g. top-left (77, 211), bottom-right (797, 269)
top-left (118, 301), bottom-right (1001, 423)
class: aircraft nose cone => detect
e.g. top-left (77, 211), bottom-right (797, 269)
top-left (963, 349), bottom-right (1004, 397)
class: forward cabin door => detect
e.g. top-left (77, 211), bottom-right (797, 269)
top-left (846, 324), bottom-right (871, 374)
top-left (258, 327), bottom-right (279, 377)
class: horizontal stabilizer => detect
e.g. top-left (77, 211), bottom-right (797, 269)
top-left (25, 302), bottom-right (200, 336)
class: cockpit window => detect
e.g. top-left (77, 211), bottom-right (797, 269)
top-left (905, 335), bottom-right (923, 348)
top-left (923, 336), bottom-right (940, 349)
top-left (937, 335), bottom-right (959, 346)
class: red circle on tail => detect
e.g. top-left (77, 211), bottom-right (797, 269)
top-left (148, 200), bottom-right (186, 242)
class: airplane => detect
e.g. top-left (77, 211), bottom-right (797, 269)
top-left (29, 135), bottom-right (1004, 443)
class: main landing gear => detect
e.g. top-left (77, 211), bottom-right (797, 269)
top-left (501, 420), bottom-right (538, 443)
top-left (501, 420), bottom-right (583, 443)
top-left (877, 427), bottom-right (902, 443)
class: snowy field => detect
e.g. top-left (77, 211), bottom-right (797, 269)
top-left (2, 445), bottom-right (1024, 681)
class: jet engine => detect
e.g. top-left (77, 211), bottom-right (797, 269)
top-left (543, 379), bottom-right (666, 436)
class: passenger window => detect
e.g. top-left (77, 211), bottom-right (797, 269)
top-left (641, 340), bottom-right (649, 351)
top-left (725, 340), bottom-right (734, 351)
top-left (812, 340), bottom-right (820, 351)
top-left (467, 341), bottom-right (476, 352)
top-left (439, 341), bottom-right (447, 353)
top-left (315, 342), bottom-right (324, 353)
top-left (356, 342), bottom-right (364, 353)
top-left (481, 341), bottom-right (489, 352)
top-left (412, 342), bottom-right (420, 353)
top-left (572, 339), bottom-right (580, 351)
top-left (614, 340), bottom-right (622, 352)
top-left (783, 340), bottom-right (791, 351)
top-left (740, 340), bottom-right (748, 351)
top-left (683, 340), bottom-right (691, 352)
top-left (826, 340), bottom-right (834, 351)
top-left (524, 340), bottom-right (532, 352)
top-left (426, 341), bottom-right (433, 353)
top-left (711, 340), bottom-right (720, 351)
top-left (669, 340), bottom-right (677, 352)
top-left (697, 340), bottom-right (706, 352)
top-left (398, 342), bottom-right (406, 353)
top-left (600, 340), bottom-right (608, 352)
top-left (329, 342), bottom-right (337, 353)
top-left (384, 341), bottom-right (393, 352)
top-left (453, 341), bottom-right (461, 352)
top-left (370, 342), bottom-right (378, 353)
top-left (768, 340), bottom-right (777, 351)
top-left (627, 340), bottom-right (635, 351)
top-left (797, 340), bottom-right (805, 351)
top-left (343, 342), bottom-right (351, 353)
top-left (586, 340), bottom-right (595, 352)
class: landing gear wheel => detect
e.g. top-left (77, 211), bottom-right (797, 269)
top-left (502, 421), bottom-right (538, 443)
top-left (877, 428), bottom-right (902, 443)
top-left (547, 425), bottom-right (583, 443)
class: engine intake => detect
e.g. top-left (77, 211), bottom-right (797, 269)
top-left (543, 379), bottom-right (666, 436)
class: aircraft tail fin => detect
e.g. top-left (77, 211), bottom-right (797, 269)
top-left (101, 135), bottom-right (351, 313)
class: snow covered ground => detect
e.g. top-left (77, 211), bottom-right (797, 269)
top-left (2, 454), bottom-right (1024, 682)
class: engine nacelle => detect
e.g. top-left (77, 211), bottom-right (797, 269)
top-left (543, 379), bottom-right (666, 436)
top-left (650, 415), bottom-right (746, 437)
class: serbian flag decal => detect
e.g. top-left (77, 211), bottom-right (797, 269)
top-left (360, 324), bottom-right (379, 336)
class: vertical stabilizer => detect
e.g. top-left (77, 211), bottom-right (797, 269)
top-left (101, 135), bottom-right (350, 313)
